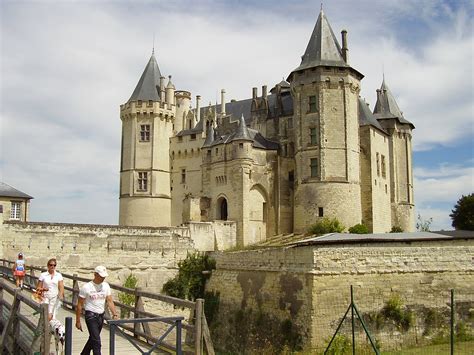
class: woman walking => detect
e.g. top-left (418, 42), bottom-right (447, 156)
top-left (36, 258), bottom-right (65, 320)
top-left (12, 252), bottom-right (26, 288)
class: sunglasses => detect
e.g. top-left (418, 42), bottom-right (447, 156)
top-left (48, 264), bottom-right (57, 267)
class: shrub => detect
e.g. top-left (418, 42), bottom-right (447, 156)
top-left (308, 217), bottom-right (344, 235)
top-left (381, 295), bottom-right (414, 331)
top-left (348, 223), bottom-right (369, 234)
top-left (162, 252), bottom-right (215, 302)
top-left (390, 226), bottom-right (403, 233)
top-left (118, 274), bottom-right (138, 318)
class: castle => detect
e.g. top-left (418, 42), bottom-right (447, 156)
top-left (118, 9), bottom-right (415, 246)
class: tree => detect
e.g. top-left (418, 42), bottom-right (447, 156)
top-left (416, 214), bottom-right (432, 232)
top-left (450, 193), bottom-right (474, 230)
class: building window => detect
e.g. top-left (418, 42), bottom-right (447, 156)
top-left (181, 169), bottom-right (186, 184)
top-left (309, 95), bottom-right (317, 113)
top-left (178, 136), bottom-right (183, 142)
top-left (288, 117), bottom-right (293, 129)
top-left (239, 143), bottom-right (243, 149)
top-left (139, 124), bottom-right (151, 142)
top-left (207, 149), bottom-right (211, 157)
top-left (381, 155), bottom-right (386, 178)
top-left (288, 142), bottom-right (294, 156)
top-left (318, 207), bottom-right (324, 217)
top-left (137, 172), bottom-right (148, 191)
top-left (376, 153), bottom-right (380, 177)
top-left (310, 158), bottom-right (318, 177)
top-left (190, 134), bottom-right (196, 140)
top-left (289, 171), bottom-right (294, 183)
top-left (310, 128), bottom-right (318, 145)
top-left (10, 202), bottom-right (21, 220)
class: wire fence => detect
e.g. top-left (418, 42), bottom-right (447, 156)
top-left (321, 286), bottom-right (474, 355)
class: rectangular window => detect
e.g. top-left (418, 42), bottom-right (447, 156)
top-left (288, 117), bottom-right (293, 129)
top-left (239, 143), bottom-right (243, 149)
top-left (140, 124), bottom-right (151, 142)
top-left (181, 169), bottom-right (186, 184)
top-left (309, 95), bottom-right (317, 113)
top-left (310, 158), bottom-right (318, 177)
top-left (289, 171), bottom-right (294, 182)
top-left (10, 202), bottom-right (21, 220)
top-left (376, 153), bottom-right (380, 177)
top-left (381, 155), bottom-right (386, 178)
top-left (178, 136), bottom-right (183, 142)
top-left (190, 134), bottom-right (196, 140)
top-left (138, 172), bottom-right (148, 191)
top-left (318, 207), bottom-right (324, 217)
top-left (310, 128), bottom-right (318, 145)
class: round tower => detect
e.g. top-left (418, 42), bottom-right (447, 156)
top-left (288, 10), bottom-right (364, 233)
top-left (174, 90), bottom-right (191, 133)
top-left (119, 53), bottom-right (175, 227)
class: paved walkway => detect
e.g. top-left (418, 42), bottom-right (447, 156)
top-left (2, 283), bottom-right (163, 354)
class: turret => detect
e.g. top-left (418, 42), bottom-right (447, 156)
top-left (287, 9), bottom-right (364, 233)
top-left (374, 78), bottom-right (415, 231)
top-left (175, 90), bottom-right (191, 133)
top-left (165, 75), bottom-right (175, 109)
top-left (119, 53), bottom-right (173, 227)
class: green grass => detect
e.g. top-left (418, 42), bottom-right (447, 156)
top-left (381, 341), bottom-right (474, 355)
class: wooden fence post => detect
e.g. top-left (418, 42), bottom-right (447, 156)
top-left (0, 288), bottom-right (21, 351)
top-left (41, 303), bottom-right (51, 355)
top-left (72, 274), bottom-right (79, 311)
top-left (133, 287), bottom-right (152, 341)
top-left (0, 280), bottom-right (4, 321)
top-left (195, 298), bottom-right (203, 355)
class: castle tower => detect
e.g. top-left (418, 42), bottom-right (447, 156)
top-left (119, 53), bottom-right (175, 227)
top-left (287, 10), bottom-right (364, 232)
top-left (374, 79), bottom-right (415, 231)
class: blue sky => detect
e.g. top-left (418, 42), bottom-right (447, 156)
top-left (1, 0), bottom-right (473, 230)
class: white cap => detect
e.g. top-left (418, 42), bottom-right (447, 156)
top-left (94, 265), bottom-right (108, 277)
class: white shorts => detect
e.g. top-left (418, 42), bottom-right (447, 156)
top-left (44, 296), bottom-right (60, 317)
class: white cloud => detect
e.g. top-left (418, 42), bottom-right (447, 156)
top-left (1, 1), bottom-right (472, 225)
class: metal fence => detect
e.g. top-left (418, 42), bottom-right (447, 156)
top-left (322, 285), bottom-right (474, 355)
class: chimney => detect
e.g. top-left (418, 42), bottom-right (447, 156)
top-left (262, 85), bottom-right (267, 99)
top-left (221, 89), bottom-right (226, 115)
top-left (341, 30), bottom-right (348, 63)
top-left (196, 95), bottom-right (201, 123)
top-left (160, 76), bottom-right (166, 102)
top-left (252, 87), bottom-right (258, 99)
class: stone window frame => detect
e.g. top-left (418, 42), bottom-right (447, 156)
top-left (181, 168), bottom-right (186, 184)
top-left (310, 127), bottom-right (318, 146)
top-left (310, 158), bottom-right (318, 178)
top-left (10, 201), bottom-right (21, 220)
top-left (308, 95), bottom-right (318, 113)
top-left (137, 172), bottom-right (148, 191)
top-left (376, 153), bottom-right (380, 177)
top-left (139, 124), bottom-right (151, 142)
top-left (381, 155), bottom-right (387, 179)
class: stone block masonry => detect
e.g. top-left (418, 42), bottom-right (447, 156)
top-left (206, 237), bottom-right (474, 352)
top-left (0, 221), bottom-right (197, 293)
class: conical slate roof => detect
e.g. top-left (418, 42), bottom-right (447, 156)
top-left (358, 97), bottom-right (385, 132)
top-left (231, 115), bottom-right (252, 142)
top-left (293, 10), bottom-right (349, 72)
top-left (128, 54), bottom-right (162, 103)
top-left (374, 79), bottom-right (414, 128)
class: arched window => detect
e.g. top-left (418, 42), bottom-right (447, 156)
top-left (217, 197), bottom-right (228, 220)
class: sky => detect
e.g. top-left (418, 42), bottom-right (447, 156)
top-left (1, 0), bottom-right (473, 231)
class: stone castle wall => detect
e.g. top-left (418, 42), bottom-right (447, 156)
top-left (0, 220), bottom-right (196, 293)
top-left (206, 238), bottom-right (474, 351)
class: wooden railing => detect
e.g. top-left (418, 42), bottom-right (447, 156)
top-left (0, 279), bottom-right (51, 354)
top-left (0, 259), bottom-right (214, 354)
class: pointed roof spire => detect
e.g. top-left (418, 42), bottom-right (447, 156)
top-left (231, 114), bottom-right (252, 142)
top-left (128, 54), bottom-right (162, 103)
top-left (293, 9), bottom-right (347, 72)
top-left (203, 123), bottom-right (215, 147)
top-left (374, 78), bottom-right (414, 128)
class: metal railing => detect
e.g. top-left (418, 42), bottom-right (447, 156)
top-left (0, 259), bottom-right (214, 354)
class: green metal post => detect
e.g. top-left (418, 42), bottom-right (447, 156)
top-left (351, 285), bottom-right (355, 355)
top-left (451, 289), bottom-right (454, 355)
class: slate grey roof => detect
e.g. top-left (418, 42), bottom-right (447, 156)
top-left (358, 97), bottom-right (386, 133)
top-left (231, 115), bottom-right (253, 142)
top-left (291, 231), bottom-right (472, 247)
top-left (202, 124), bottom-right (215, 147)
top-left (292, 10), bottom-right (348, 72)
top-left (207, 127), bottom-right (279, 151)
top-left (0, 182), bottom-right (33, 199)
top-left (373, 79), bottom-right (414, 128)
top-left (270, 79), bottom-right (290, 94)
top-left (128, 54), bottom-right (162, 103)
